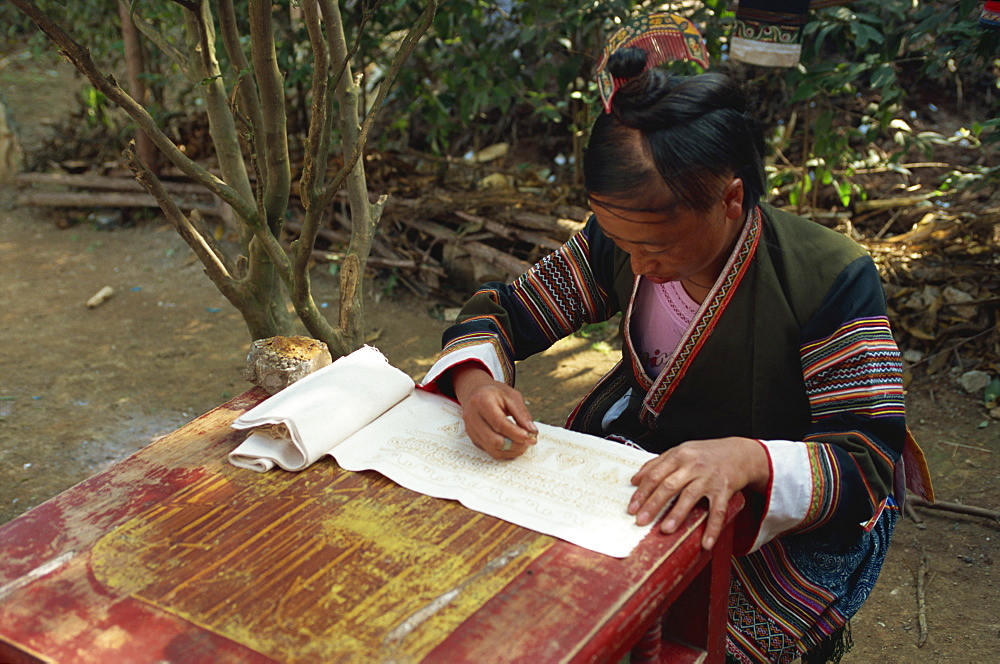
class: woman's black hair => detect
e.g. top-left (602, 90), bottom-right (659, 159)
top-left (584, 47), bottom-right (766, 212)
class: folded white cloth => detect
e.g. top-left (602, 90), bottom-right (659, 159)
top-left (230, 345), bottom-right (413, 471)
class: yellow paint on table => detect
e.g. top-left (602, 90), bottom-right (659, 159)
top-left (91, 460), bottom-right (553, 663)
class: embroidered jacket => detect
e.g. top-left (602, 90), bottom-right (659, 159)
top-left (422, 204), bottom-right (914, 661)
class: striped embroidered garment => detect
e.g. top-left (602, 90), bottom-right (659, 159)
top-left (422, 203), bottom-right (930, 662)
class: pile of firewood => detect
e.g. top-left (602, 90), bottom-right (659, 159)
top-left (868, 209), bottom-right (999, 382)
top-left (13, 149), bottom-right (998, 378)
top-left (13, 171), bottom-right (226, 218)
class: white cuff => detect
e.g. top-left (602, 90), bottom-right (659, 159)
top-left (420, 343), bottom-right (507, 388)
top-left (749, 439), bottom-right (813, 553)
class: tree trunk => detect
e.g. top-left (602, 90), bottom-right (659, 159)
top-left (117, 1), bottom-right (158, 174)
top-left (12, 0), bottom-right (437, 358)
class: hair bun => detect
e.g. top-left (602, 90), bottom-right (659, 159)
top-left (607, 47), bottom-right (648, 80)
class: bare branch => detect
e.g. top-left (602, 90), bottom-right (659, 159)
top-left (910, 497), bottom-right (1000, 521)
top-left (217, 0), bottom-right (266, 184)
top-left (280, 1), bottom-right (338, 348)
top-left (186, 0), bottom-right (255, 212)
top-left (123, 142), bottom-right (238, 292)
top-left (248, 0), bottom-right (291, 232)
top-left (10, 0), bottom-right (257, 223)
top-left (168, 0), bottom-right (200, 11)
top-left (299, 0), bottom-right (331, 208)
top-left (317, 0), bottom-right (438, 212)
top-left (125, 5), bottom-right (192, 78)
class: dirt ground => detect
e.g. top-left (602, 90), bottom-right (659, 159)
top-left (1, 56), bottom-right (997, 663)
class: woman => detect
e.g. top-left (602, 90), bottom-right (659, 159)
top-left (422, 47), bottom-right (923, 663)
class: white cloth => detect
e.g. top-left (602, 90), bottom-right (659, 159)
top-left (230, 346), bottom-right (414, 472)
top-left (421, 342), bottom-right (508, 387)
top-left (750, 439), bottom-right (811, 553)
top-left (230, 346), bottom-right (660, 557)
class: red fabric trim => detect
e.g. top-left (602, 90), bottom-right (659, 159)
top-left (859, 496), bottom-right (888, 532)
top-left (419, 359), bottom-right (490, 404)
top-left (642, 208), bottom-right (762, 422)
top-left (732, 438), bottom-right (772, 556)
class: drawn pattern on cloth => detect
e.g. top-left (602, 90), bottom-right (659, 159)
top-left (332, 389), bottom-right (659, 558)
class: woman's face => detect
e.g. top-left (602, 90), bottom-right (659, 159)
top-left (588, 178), bottom-right (747, 287)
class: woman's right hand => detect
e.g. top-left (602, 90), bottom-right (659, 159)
top-left (451, 364), bottom-right (537, 460)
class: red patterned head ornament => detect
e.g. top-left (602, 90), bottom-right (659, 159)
top-left (595, 13), bottom-right (710, 113)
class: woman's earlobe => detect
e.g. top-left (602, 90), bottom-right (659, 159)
top-left (724, 178), bottom-right (745, 219)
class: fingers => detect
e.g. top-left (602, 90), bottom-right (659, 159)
top-left (660, 489), bottom-right (728, 550)
top-left (628, 442), bottom-right (738, 550)
top-left (483, 414), bottom-right (536, 460)
top-left (659, 483), bottom-right (702, 534)
top-left (460, 380), bottom-right (537, 460)
top-left (501, 392), bottom-right (538, 439)
top-left (700, 499), bottom-right (731, 551)
top-left (493, 436), bottom-right (532, 460)
top-left (628, 455), bottom-right (680, 525)
top-left (630, 455), bottom-right (658, 486)
top-left (494, 409), bottom-right (537, 445)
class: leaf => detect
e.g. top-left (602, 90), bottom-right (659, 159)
top-left (871, 64), bottom-right (896, 89)
top-left (813, 23), bottom-right (842, 56)
top-left (903, 324), bottom-right (937, 342)
top-left (851, 23), bottom-right (885, 49)
top-left (591, 341), bottom-right (612, 354)
top-left (926, 351), bottom-right (950, 375)
top-left (801, 173), bottom-right (813, 195)
top-left (837, 180), bottom-right (852, 207)
top-left (985, 379), bottom-right (1000, 408)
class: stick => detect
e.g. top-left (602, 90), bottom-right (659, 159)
top-left (15, 189), bottom-right (221, 215)
top-left (85, 286), bottom-right (114, 309)
top-left (910, 497), bottom-right (1000, 522)
top-left (395, 216), bottom-right (531, 278)
top-left (916, 551), bottom-right (929, 648)
top-left (454, 210), bottom-right (563, 252)
top-left (313, 250), bottom-right (446, 276)
top-left (283, 220), bottom-right (350, 245)
top-left (15, 172), bottom-right (209, 195)
top-left (511, 211), bottom-right (585, 241)
top-left (904, 502), bottom-right (926, 529)
top-left (855, 194), bottom-right (939, 212)
top-left (938, 440), bottom-right (994, 454)
top-left (905, 328), bottom-right (998, 370)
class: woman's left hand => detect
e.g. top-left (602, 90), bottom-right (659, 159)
top-left (629, 436), bottom-right (770, 550)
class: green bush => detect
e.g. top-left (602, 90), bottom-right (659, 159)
top-left (9, 1), bottom-right (997, 205)
top-left (363, 0), bottom-right (995, 208)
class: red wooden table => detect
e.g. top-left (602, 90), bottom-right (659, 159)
top-left (0, 389), bottom-right (743, 664)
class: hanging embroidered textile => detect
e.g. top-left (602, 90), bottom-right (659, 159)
top-left (982, 1), bottom-right (1000, 30)
top-left (730, 0), bottom-right (854, 68)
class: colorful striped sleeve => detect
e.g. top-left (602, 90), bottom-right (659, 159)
top-left (792, 256), bottom-right (906, 535)
top-left (434, 217), bottom-right (619, 386)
